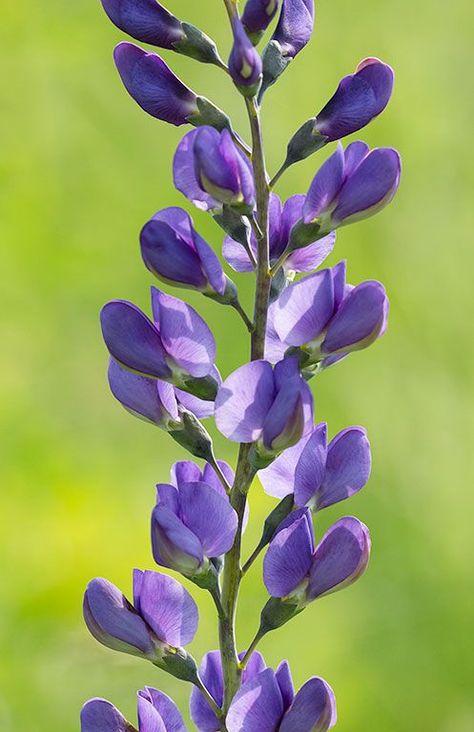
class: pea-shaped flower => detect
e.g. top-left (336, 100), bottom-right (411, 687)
top-left (229, 16), bottom-right (263, 96)
top-left (101, 0), bottom-right (223, 67)
top-left (81, 687), bottom-right (186, 732)
top-left (303, 141), bottom-right (401, 234)
top-left (263, 510), bottom-right (371, 603)
top-left (215, 356), bottom-right (313, 459)
top-left (227, 663), bottom-right (336, 732)
top-left (151, 468), bottom-right (238, 581)
top-left (260, 422), bottom-right (371, 508)
top-left (223, 193), bottom-right (335, 275)
top-left (242, 0), bottom-right (280, 44)
top-left (140, 206), bottom-right (235, 301)
top-left (83, 570), bottom-right (198, 667)
top-left (269, 261), bottom-right (389, 367)
top-left (101, 287), bottom-right (218, 400)
top-left (174, 127), bottom-right (255, 213)
top-left (190, 650), bottom-right (266, 731)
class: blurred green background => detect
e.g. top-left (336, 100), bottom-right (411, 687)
top-left (1, 0), bottom-right (473, 730)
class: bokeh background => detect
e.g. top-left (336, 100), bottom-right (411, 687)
top-left (1, 0), bottom-right (473, 730)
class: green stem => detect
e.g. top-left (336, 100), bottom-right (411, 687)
top-left (208, 454), bottom-right (233, 494)
top-left (241, 543), bottom-right (264, 575)
top-left (238, 627), bottom-right (266, 670)
top-left (194, 676), bottom-right (227, 731)
top-left (231, 300), bottom-right (255, 333)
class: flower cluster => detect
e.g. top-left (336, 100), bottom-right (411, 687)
top-left (82, 1), bottom-right (400, 730)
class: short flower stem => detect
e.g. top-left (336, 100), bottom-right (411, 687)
top-left (241, 544), bottom-right (264, 575)
top-left (269, 159), bottom-right (290, 189)
top-left (194, 676), bottom-right (227, 731)
top-left (231, 300), bottom-right (255, 333)
top-left (269, 250), bottom-right (289, 277)
top-left (208, 454), bottom-right (234, 494)
top-left (239, 628), bottom-right (266, 670)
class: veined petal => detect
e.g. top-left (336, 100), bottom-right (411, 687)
top-left (226, 668), bottom-right (284, 732)
top-left (259, 433), bottom-right (312, 498)
top-left (294, 423), bottom-right (328, 507)
top-left (273, 269), bottom-right (335, 347)
top-left (80, 698), bottom-right (134, 732)
top-left (137, 570), bottom-right (198, 647)
top-left (303, 146), bottom-right (345, 223)
top-left (285, 232), bottom-right (336, 274)
top-left (190, 650), bottom-right (224, 732)
top-left (100, 0), bottom-right (184, 49)
top-left (263, 509), bottom-right (314, 597)
top-left (151, 505), bottom-right (203, 574)
top-left (275, 661), bottom-right (295, 710)
top-left (317, 427), bottom-right (371, 510)
top-left (179, 481), bottom-right (238, 557)
top-left (138, 687), bottom-right (186, 732)
top-left (280, 677), bottom-right (336, 732)
top-left (173, 129), bottom-right (220, 211)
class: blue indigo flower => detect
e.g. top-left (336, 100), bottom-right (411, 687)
top-left (81, 687), bottom-right (186, 732)
top-left (83, 570), bottom-right (198, 660)
top-left (223, 192), bottom-right (336, 274)
top-left (228, 16), bottom-right (263, 95)
top-left (190, 650), bottom-right (266, 731)
top-left (263, 510), bottom-right (371, 603)
top-left (260, 423), bottom-right (371, 508)
top-left (101, 0), bottom-right (224, 66)
top-left (151, 469), bottom-right (238, 578)
top-left (140, 207), bottom-right (228, 296)
top-left (267, 261), bottom-right (389, 367)
top-left (303, 142), bottom-right (401, 233)
top-left (100, 287), bottom-right (218, 399)
top-left (242, 0), bottom-right (280, 44)
top-left (227, 663), bottom-right (336, 732)
top-left (260, 0), bottom-right (315, 96)
top-left (174, 127), bottom-right (255, 213)
top-left (215, 356), bottom-right (313, 457)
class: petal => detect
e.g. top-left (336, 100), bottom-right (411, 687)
top-left (179, 482), bottom-right (238, 557)
top-left (322, 280), bottom-right (388, 354)
top-left (215, 361), bottom-right (276, 442)
top-left (294, 423), bottom-right (328, 507)
top-left (275, 661), bottom-right (295, 710)
top-left (222, 234), bottom-right (255, 272)
top-left (242, 651), bottom-right (267, 682)
top-left (279, 194), bottom-right (305, 255)
top-left (226, 669), bottom-right (284, 732)
top-left (332, 147), bottom-right (401, 225)
top-left (265, 303), bottom-right (288, 364)
top-left (263, 509), bottom-right (314, 597)
top-left (259, 433), bottom-right (312, 499)
top-left (273, 270), bottom-right (335, 347)
top-left (137, 570), bottom-right (198, 647)
top-left (272, 0), bottom-right (315, 57)
top-left (83, 578), bottom-right (154, 657)
top-left (113, 43), bottom-right (197, 125)
top-left (193, 230), bottom-right (227, 295)
top-left (173, 129), bottom-right (219, 211)
top-left (242, 0), bottom-right (280, 36)
top-left (285, 232), bottom-right (336, 273)
top-left (190, 650), bottom-right (224, 732)
top-left (267, 193), bottom-right (285, 261)
top-left (202, 460), bottom-right (235, 496)
top-left (303, 146), bottom-right (345, 223)
top-left (317, 427), bottom-right (371, 510)
top-left (100, 0), bottom-right (183, 49)
top-left (280, 677), bottom-right (336, 732)
top-left (108, 359), bottom-right (178, 426)
top-left (262, 379), bottom-right (307, 453)
top-left (151, 505), bottom-right (203, 574)
top-left (80, 699), bottom-right (133, 732)
top-left (138, 687), bottom-right (186, 732)
top-left (101, 301), bottom-right (170, 379)
top-left (156, 483), bottom-right (179, 511)
top-left (151, 288), bottom-right (216, 378)
top-left (137, 691), bottom-right (167, 732)
top-left (171, 461), bottom-right (202, 487)
top-left (174, 387), bottom-right (216, 419)
top-left (343, 141), bottom-right (370, 177)
top-left (308, 517), bottom-right (371, 600)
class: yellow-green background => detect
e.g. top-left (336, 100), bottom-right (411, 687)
top-left (1, 1), bottom-right (473, 729)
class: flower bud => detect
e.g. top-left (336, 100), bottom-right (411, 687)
top-left (242, 0), bottom-right (280, 44)
top-left (229, 17), bottom-right (263, 96)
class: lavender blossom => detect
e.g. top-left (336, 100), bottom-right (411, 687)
top-left (101, 0), bottom-right (224, 66)
top-left (81, 687), bottom-right (186, 732)
top-left (242, 0), bottom-right (280, 44)
top-left (174, 127), bottom-right (255, 213)
top-left (101, 287), bottom-right (218, 399)
top-left (263, 510), bottom-right (371, 603)
top-left (223, 193), bottom-right (336, 274)
top-left (229, 16), bottom-right (263, 95)
top-left (83, 570), bottom-right (198, 660)
top-left (260, 422), bottom-right (372, 509)
top-left (215, 356), bottom-right (313, 458)
top-left (227, 664), bottom-right (336, 732)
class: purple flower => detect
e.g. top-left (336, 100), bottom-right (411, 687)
top-left (101, 1), bottom-right (223, 67)
top-left (101, 0), bottom-right (184, 49)
top-left (242, 0), bottom-right (280, 43)
top-left (140, 207), bottom-right (228, 296)
top-left (303, 141), bottom-right (401, 232)
top-left (263, 511), bottom-right (371, 602)
top-left (223, 193), bottom-right (335, 274)
top-left (83, 570), bottom-right (198, 660)
top-left (190, 650), bottom-right (266, 731)
top-left (174, 127), bottom-right (255, 213)
top-left (271, 0), bottom-right (314, 60)
top-left (113, 42), bottom-right (199, 125)
top-left (81, 687), bottom-right (186, 732)
top-left (226, 663), bottom-right (336, 732)
top-left (314, 58), bottom-right (395, 142)
top-left (215, 357), bottom-right (313, 456)
top-left (260, 423), bottom-right (372, 509)
top-left (151, 467), bottom-right (238, 577)
top-left (229, 17), bottom-right (263, 94)
top-left (269, 261), bottom-right (389, 366)
top-left (100, 287), bottom-right (218, 399)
